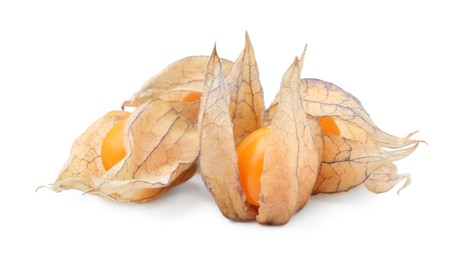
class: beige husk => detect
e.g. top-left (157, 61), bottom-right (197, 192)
top-left (48, 34), bottom-right (422, 223)
top-left (122, 56), bottom-right (233, 123)
top-left (225, 33), bottom-right (265, 146)
top-left (197, 47), bottom-right (257, 221)
top-left (51, 99), bottom-right (199, 202)
top-left (257, 58), bottom-right (322, 225)
top-left (198, 34), bottom-right (322, 225)
top-left (265, 78), bottom-right (422, 194)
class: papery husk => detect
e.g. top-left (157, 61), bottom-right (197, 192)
top-left (313, 133), bottom-right (417, 194)
top-left (122, 56), bottom-right (233, 123)
top-left (226, 32), bottom-right (265, 146)
top-left (197, 34), bottom-right (265, 221)
top-left (197, 47), bottom-right (257, 221)
top-left (198, 37), bottom-right (321, 225)
top-left (52, 99), bottom-right (199, 202)
top-left (257, 58), bottom-right (322, 225)
top-left (266, 79), bottom-right (420, 148)
top-left (265, 78), bottom-right (422, 194)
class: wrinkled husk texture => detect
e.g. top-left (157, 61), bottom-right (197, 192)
top-left (123, 56), bottom-right (233, 123)
top-left (198, 36), bottom-right (323, 225)
top-left (52, 99), bottom-right (199, 203)
top-left (49, 34), bottom-right (422, 224)
top-left (265, 79), bottom-right (421, 194)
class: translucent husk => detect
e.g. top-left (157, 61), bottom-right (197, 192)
top-left (48, 34), bottom-right (423, 222)
top-left (122, 56), bottom-right (233, 123)
top-left (265, 78), bottom-right (422, 194)
top-left (51, 99), bottom-right (199, 202)
top-left (198, 34), bottom-right (321, 225)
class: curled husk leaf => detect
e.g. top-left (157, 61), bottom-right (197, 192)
top-left (198, 35), bottom-right (321, 225)
top-left (52, 99), bottom-right (199, 202)
top-left (197, 47), bottom-right (257, 222)
top-left (225, 33), bottom-right (265, 146)
top-left (258, 58), bottom-right (322, 225)
top-left (122, 56), bottom-right (233, 123)
top-left (265, 78), bottom-right (422, 194)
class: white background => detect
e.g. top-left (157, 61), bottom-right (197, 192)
top-left (1, 0), bottom-right (454, 259)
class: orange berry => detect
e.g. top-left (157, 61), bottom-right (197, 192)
top-left (182, 92), bottom-right (202, 103)
top-left (236, 127), bottom-right (271, 206)
top-left (317, 116), bottom-right (340, 135)
top-left (101, 115), bottom-right (129, 171)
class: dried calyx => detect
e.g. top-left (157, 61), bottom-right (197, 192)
top-left (198, 35), bottom-right (322, 225)
top-left (265, 79), bottom-right (422, 194)
top-left (122, 56), bottom-right (233, 123)
top-left (48, 33), bottom-right (422, 225)
top-left (198, 34), bottom-right (421, 225)
top-left (51, 99), bottom-right (199, 202)
top-left (50, 55), bottom-right (233, 202)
